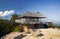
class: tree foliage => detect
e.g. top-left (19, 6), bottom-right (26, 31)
top-left (14, 25), bottom-right (23, 32)
top-left (47, 22), bottom-right (55, 28)
top-left (10, 14), bottom-right (19, 26)
top-left (0, 14), bottom-right (20, 38)
top-left (10, 14), bottom-right (19, 31)
top-left (0, 19), bottom-right (11, 38)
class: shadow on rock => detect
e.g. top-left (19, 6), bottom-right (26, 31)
top-left (14, 34), bottom-right (26, 39)
top-left (37, 33), bottom-right (44, 37)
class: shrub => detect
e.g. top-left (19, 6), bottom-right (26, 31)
top-left (14, 25), bottom-right (23, 32)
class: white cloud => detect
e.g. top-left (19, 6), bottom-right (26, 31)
top-left (0, 10), bottom-right (14, 16)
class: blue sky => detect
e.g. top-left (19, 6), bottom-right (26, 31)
top-left (0, 0), bottom-right (60, 23)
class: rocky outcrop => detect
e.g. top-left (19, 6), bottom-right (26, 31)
top-left (1, 28), bottom-right (60, 39)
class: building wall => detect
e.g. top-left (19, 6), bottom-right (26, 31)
top-left (23, 24), bottom-right (45, 32)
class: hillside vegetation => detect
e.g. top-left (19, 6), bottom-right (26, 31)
top-left (0, 14), bottom-right (23, 38)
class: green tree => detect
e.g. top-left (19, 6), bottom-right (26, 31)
top-left (0, 14), bottom-right (23, 38)
top-left (10, 14), bottom-right (19, 31)
top-left (0, 19), bottom-right (11, 38)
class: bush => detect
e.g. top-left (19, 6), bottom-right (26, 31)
top-left (0, 19), bottom-right (11, 38)
top-left (47, 22), bottom-right (55, 28)
top-left (56, 26), bottom-right (60, 29)
top-left (14, 25), bottom-right (23, 32)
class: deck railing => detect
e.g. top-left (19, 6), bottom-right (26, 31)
top-left (15, 19), bottom-right (42, 24)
